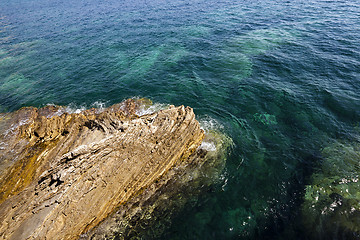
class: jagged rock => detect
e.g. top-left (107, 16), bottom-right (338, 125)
top-left (0, 99), bottom-right (212, 240)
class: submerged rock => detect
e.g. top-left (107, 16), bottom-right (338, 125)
top-left (302, 139), bottom-right (360, 239)
top-left (0, 99), bottom-right (229, 240)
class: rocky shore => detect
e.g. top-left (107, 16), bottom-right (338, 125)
top-left (0, 99), bottom-right (230, 239)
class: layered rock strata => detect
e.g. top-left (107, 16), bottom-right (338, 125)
top-left (0, 99), bottom-right (206, 240)
top-left (85, 130), bottom-right (232, 239)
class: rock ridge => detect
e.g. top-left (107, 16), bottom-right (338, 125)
top-left (0, 99), bottom-right (205, 240)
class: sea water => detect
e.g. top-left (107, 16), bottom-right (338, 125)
top-left (0, 0), bottom-right (359, 239)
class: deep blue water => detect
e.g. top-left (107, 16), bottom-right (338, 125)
top-left (1, 0), bottom-right (360, 239)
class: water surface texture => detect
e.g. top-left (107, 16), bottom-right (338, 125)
top-left (1, 0), bottom-right (360, 239)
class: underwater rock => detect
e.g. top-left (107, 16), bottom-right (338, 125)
top-left (302, 139), bottom-right (360, 239)
top-left (0, 99), bottom-right (228, 240)
top-left (253, 112), bottom-right (277, 126)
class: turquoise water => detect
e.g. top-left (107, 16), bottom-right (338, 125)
top-left (1, 0), bottom-right (360, 238)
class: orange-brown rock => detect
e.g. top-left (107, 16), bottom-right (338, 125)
top-left (0, 99), bottom-right (205, 240)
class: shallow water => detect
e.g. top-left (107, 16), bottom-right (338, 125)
top-left (1, 0), bottom-right (360, 238)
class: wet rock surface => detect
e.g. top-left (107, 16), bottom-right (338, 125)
top-left (0, 99), bottom-right (213, 240)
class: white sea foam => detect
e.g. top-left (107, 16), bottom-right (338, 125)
top-left (91, 101), bottom-right (107, 111)
top-left (199, 141), bottom-right (217, 152)
top-left (199, 115), bottom-right (224, 132)
top-left (136, 103), bottom-right (168, 116)
top-left (65, 104), bottom-right (87, 114)
top-left (47, 100), bottom-right (167, 117)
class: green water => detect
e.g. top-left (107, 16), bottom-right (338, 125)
top-left (1, 0), bottom-right (360, 238)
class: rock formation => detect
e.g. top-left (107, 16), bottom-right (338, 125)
top-left (0, 99), bottom-right (229, 240)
